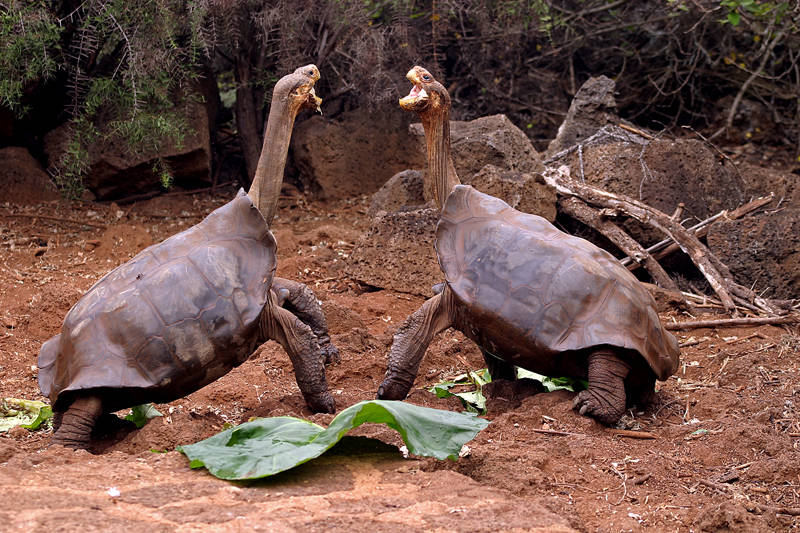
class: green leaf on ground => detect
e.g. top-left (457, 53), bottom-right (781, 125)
top-left (124, 404), bottom-right (163, 429)
top-left (0, 398), bottom-right (53, 432)
top-left (177, 400), bottom-right (488, 481)
top-left (515, 369), bottom-right (587, 392)
top-left (430, 367), bottom-right (587, 413)
top-left (429, 368), bottom-right (491, 413)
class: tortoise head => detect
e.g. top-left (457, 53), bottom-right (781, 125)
top-left (399, 66), bottom-right (450, 116)
top-left (274, 64), bottom-right (322, 115)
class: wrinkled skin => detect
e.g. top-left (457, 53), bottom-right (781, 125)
top-left (377, 66), bottom-right (679, 426)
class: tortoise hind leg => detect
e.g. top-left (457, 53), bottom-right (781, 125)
top-left (378, 292), bottom-right (453, 400)
top-left (272, 277), bottom-right (340, 364)
top-left (52, 395), bottom-right (103, 449)
top-left (572, 349), bottom-right (630, 425)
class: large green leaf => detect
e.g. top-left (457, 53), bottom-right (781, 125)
top-left (177, 400), bottom-right (488, 480)
top-left (0, 398), bottom-right (53, 432)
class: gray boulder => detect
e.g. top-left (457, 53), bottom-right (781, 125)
top-left (291, 109), bottom-right (425, 200)
top-left (409, 113), bottom-right (543, 189)
top-left (545, 75), bottom-right (619, 158)
top-left (346, 207), bottom-right (440, 296)
top-left (708, 208), bottom-right (800, 300)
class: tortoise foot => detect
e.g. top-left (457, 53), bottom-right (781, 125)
top-left (307, 392), bottom-right (336, 414)
top-left (572, 389), bottom-right (625, 425)
top-left (377, 377), bottom-right (410, 401)
top-left (321, 342), bottom-right (341, 365)
top-left (51, 396), bottom-right (103, 449)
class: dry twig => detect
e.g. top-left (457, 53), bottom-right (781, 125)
top-left (664, 316), bottom-right (799, 331)
top-left (621, 193), bottom-right (774, 269)
top-left (530, 428), bottom-right (582, 437)
top-left (608, 429), bottom-right (658, 439)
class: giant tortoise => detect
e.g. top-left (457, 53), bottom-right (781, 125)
top-left (377, 67), bottom-right (680, 424)
top-left (39, 65), bottom-right (337, 448)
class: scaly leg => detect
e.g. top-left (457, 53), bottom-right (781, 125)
top-left (572, 349), bottom-right (630, 425)
top-left (261, 295), bottom-right (335, 413)
top-left (377, 291), bottom-right (452, 400)
top-left (52, 395), bottom-right (103, 449)
top-left (272, 277), bottom-right (340, 364)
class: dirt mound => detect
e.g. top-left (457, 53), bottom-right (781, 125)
top-left (694, 501), bottom-right (779, 532)
top-left (0, 147), bottom-right (60, 205)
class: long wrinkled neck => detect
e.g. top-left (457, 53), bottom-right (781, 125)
top-left (421, 108), bottom-right (460, 211)
top-left (248, 97), bottom-right (296, 226)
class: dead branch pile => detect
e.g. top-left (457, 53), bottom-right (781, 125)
top-left (540, 165), bottom-right (793, 319)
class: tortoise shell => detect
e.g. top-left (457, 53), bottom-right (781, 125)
top-left (436, 185), bottom-right (679, 380)
top-left (38, 189), bottom-right (277, 411)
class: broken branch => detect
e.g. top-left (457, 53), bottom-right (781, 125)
top-left (559, 197), bottom-right (679, 291)
top-left (608, 429), bottom-right (658, 439)
top-left (542, 167), bottom-right (783, 316)
top-left (543, 166), bottom-right (736, 311)
top-left (664, 315), bottom-right (799, 330)
top-left (623, 193), bottom-right (774, 269)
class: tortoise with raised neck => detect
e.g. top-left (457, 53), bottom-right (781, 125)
top-left (38, 65), bottom-right (337, 449)
top-left (377, 66), bottom-right (680, 425)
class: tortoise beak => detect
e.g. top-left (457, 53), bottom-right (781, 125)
top-left (399, 68), bottom-right (428, 109)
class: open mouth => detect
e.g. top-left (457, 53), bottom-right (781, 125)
top-left (399, 83), bottom-right (428, 108)
top-left (297, 85), bottom-right (322, 113)
top-left (309, 87), bottom-right (322, 113)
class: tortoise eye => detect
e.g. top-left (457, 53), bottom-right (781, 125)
top-left (422, 74), bottom-right (431, 81)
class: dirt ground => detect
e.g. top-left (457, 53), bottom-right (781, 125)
top-left (1, 185), bottom-right (799, 532)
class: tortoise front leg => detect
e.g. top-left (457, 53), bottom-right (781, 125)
top-left (261, 296), bottom-right (335, 413)
top-left (272, 277), bottom-right (340, 364)
top-left (378, 292), bottom-right (452, 400)
top-left (52, 395), bottom-right (103, 449)
top-left (572, 349), bottom-right (630, 425)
